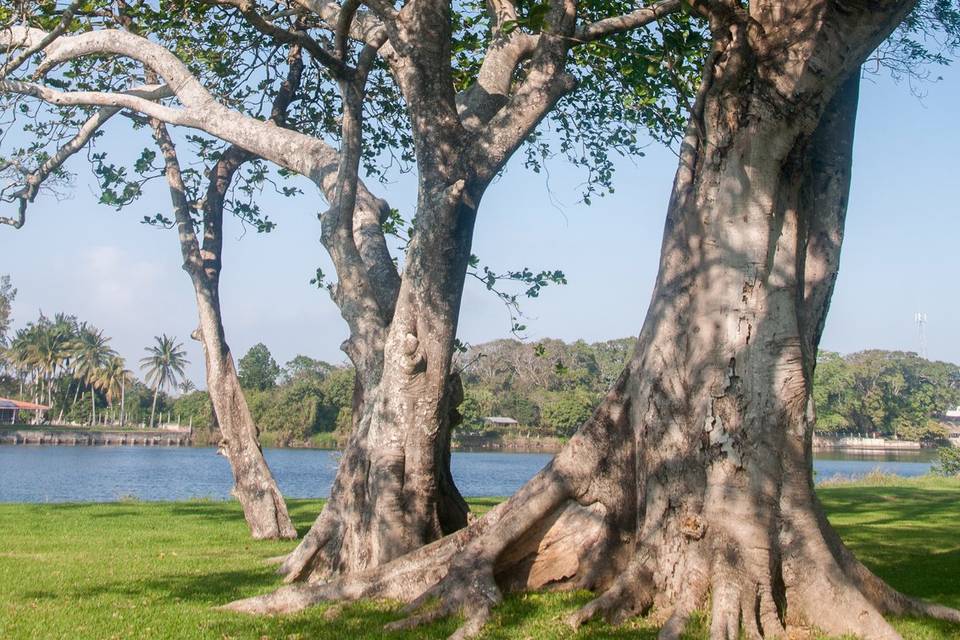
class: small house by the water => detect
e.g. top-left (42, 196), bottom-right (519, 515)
top-left (0, 398), bottom-right (49, 424)
top-left (483, 416), bottom-right (519, 427)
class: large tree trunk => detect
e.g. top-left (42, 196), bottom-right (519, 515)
top-left (227, 3), bottom-right (960, 637)
top-left (265, 0), bottom-right (577, 579)
top-left (280, 171), bottom-right (479, 580)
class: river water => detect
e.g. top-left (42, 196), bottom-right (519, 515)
top-left (0, 445), bottom-right (938, 503)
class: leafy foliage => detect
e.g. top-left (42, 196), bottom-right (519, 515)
top-left (237, 343), bottom-right (281, 391)
top-left (454, 337), bottom-right (635, 438)
top-left (241, 356), bottom-right (355, 446)
top-left (813, 350), bottom-right (960, 440)
top-left (139, 334), bottom-right (189, 395)
top-left (933, 446), bottom-right (960, 476)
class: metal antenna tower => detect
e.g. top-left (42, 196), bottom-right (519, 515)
top-left (914, 312), bottom-right (928, 359)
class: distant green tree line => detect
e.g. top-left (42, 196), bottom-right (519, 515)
top-left (455, 343), bottom-right (960, 442)
top-left (172, 344), bottom-right (355, 447)
top-left (813, 350), bottom-right (960, 440)
top-left (3, 273), bottom-right (957, 444)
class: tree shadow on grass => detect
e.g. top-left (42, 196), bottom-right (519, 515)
top-left (69, 568), bottom-right (277, 604)
top-left (207, 591), bottom-right (701, 640)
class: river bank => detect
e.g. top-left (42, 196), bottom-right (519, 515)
top-left (6, 424), bottom-right (952, 455)
top-left (0, 426), bottom-right (191, 447)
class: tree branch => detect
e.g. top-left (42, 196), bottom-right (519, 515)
top-left (0, 1), bottom-right (82, 78)
top-left (456, 33), bottom-right (539, 131)
top-left (575, 0), bottom-right (681, 42)
top-left (205, 0), bottom-right (353, 78)
top-left (0, 83), bottom-right (170, 229)
top-left (150, 118), bottom-right (205, 279)
top-left (292, 0), bottom-right (388, 47)
top-left (464, 0), bottom-right (580, 178)
top-left (4, 20), bottom-right (401, 319)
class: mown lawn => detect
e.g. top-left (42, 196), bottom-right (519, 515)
top-left (0, 478), bottom-right (958, 639)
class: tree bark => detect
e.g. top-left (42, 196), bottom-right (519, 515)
top-left (226, 3), bottom-right (960, 637)
top-left (279, 167), bottom-right (480, 580)
top-left (150, 122), bottom-right (297, 541)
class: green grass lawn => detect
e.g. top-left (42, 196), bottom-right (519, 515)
top-left (1, 478), bottom-right (958, 639)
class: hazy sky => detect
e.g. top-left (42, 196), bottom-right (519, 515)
top-left (3, 65), bottom-right (958, 386)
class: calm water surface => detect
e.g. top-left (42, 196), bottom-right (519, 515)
top-left (0, 445), bottom-right (938, 503)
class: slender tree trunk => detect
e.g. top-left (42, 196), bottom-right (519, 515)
top-left (149, 386), bottom-right (158, 429)
top-left (119, 376), bottom-right (125, 428)
top-left (149, 116), bottom-right (297, 540)
top-left (58, 380), bottom-right (71, 422)
top-left (194, 277), bottom-right (298, 540)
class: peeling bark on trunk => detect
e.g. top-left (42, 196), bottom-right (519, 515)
top-left (226, 2), bottom-right (960, 636)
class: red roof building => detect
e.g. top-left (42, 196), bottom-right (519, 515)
top-left (0, 398), bottom-right (50, 424)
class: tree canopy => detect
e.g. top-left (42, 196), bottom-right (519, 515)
top-left (237, 342), bottom-right (281, 391)
top-left (814, 350), bottom-right (960, 440)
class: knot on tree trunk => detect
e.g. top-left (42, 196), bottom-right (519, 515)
top-left (680, 513), bottom-right (706, 540)
top-left (400, 332), bottom-right (426, 376)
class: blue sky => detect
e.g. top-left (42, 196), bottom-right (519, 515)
top-left (3, 65), bottom-right (959, 386)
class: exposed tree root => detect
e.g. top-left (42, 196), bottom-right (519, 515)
top-left (566, 558), bottom-right (655, 629)
top-left (225, 402), bottom-right (960, 640)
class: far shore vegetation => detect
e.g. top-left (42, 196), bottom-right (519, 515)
top-left (2, 279), bottom-right (959, 452)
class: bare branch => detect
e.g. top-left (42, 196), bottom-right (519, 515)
top-left (0, 194), bottom-right (26, 228)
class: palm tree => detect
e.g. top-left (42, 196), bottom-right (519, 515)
top-left (6, 316), bottom-right (76, 423)
top-left (7, 328), bottom-right (36, 400)
top-left (139, 334), bottom-right (189, 428)
top-left (92, 355), bottom-right (130, 426)
top-left (178, 379), bottom-right (196, 395)
top-left (73, 323), bottom-right (116, 425)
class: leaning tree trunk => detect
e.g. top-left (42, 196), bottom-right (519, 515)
top-left (227, 5), bottom-right (960, 637)
top-left (150, 120), bottom-right (297, 541)
top-left (193, 279), bottom-right (298, 540)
